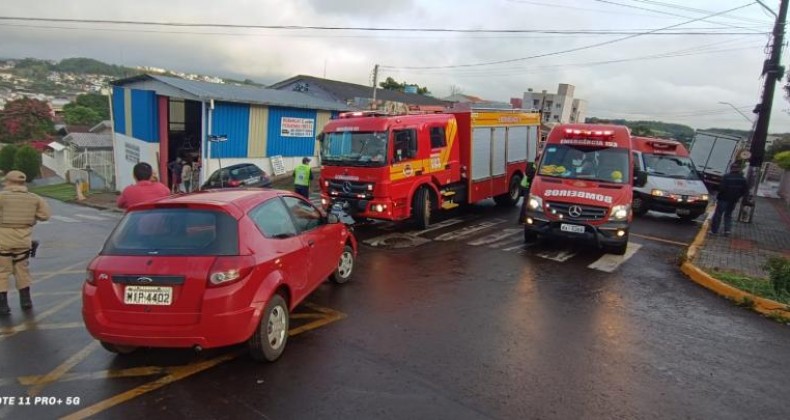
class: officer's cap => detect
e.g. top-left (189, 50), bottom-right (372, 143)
top-left (3, 170), bottom-right (26, 183)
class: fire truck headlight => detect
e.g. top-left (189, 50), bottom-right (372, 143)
top-left (323, 180), bottom-right (329, 188)
top-left (373, 204), bottom-right (387, 212)
top-left (701, 194), bottom-right (709, 201)
top-left (528, 195), bottom-right (543, 210)
top-left (367, 184), bottom-right (374, 191)
top-left (610, 204), bottom-right (630, 220)
top-left (651, 189), bottom-right (666, 197)
top-left (321, 198), bottom-right (328, 207)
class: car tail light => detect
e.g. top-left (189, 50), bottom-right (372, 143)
top-left (86, 269), bottom-right (96, 285)
top-left (208, 256), bottom-right (255, 287)
top-left (228, 180), bottom-right (241, 187)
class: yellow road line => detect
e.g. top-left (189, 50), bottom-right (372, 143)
top-left (60, 350), bottom-right (244, 420)
top-left (28, 341), bottom-right (100, 396)
top-left (59, 303), bottom-right (347, 420)
top-left (18, 366), bottom-right (169, 386)
top-left (631, 233), bottom-right (689, 247)
top-left (0, 294), bottom-right (81, 340)
top-left (290, 313), bottom-right (326, 320)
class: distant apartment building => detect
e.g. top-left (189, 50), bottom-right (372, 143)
top-left (522, 83), bottom-right (588, 124)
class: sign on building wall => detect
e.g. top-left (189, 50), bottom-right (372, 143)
top-left (125, 142), bottom-right (140, 163)
top-left (281, 117), bottom-right (315, 138)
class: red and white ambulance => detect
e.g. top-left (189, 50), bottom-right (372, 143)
top-left (523, 124), bottom-right (644, 255)
top-left (631, 136), bottom-right (709, 220)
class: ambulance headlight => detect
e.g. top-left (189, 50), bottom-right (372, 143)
top-left (701, 194), bottom-right (709, 201)
top-left (528, 195), bottom-right (543, 210)
top-left (610, 204), bottom-right (630, 220)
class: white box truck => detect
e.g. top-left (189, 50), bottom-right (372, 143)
top-left (688, 131), bottom-right (745, 188)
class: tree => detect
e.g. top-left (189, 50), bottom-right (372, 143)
top-left (0, 144), bottom-right (18, 173)
top-left (766, 136), bottom-right (790, 161)
top-left (13, 145), bottom-right (41, 181)
top-left (0, 98), bottom-right (54, 144)
top-left (774, 150), bottom-right (790, 170)
top-left (64, 105), bottom-right (102, 126)
top-left (63, 93), bottom-right (109, 123)
top-left (449, 85), bottom-right (464, 96)
top-left (379, 77), bottom-right (430, 95)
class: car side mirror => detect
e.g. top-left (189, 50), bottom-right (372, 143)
top-left (634, 170), bottom-right (648, 187)
top-left (327, 214), bottom-right (340, 224)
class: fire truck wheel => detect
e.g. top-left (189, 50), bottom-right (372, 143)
top-left (632, 194), bottom-right (648, 216)
top-left (494, 174), bottom-right (522, 207)
top-left (412, 187), bottom-right (432, 229)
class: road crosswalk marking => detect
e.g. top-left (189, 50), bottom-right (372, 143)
top-left (467, 228), bottom-right (522, 246)
top-left (586, 243), bottom-right (642, 273)
top-left (534, 249), bottom-right (577, 262)
top-left (50, 215), bottom-right (79, 223)
top-left (75, 214), bottom-right (108, 221)
top-left (434, 219), bottom-right (505, 241)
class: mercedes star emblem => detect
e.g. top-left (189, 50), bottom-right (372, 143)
top-left (342, 181), bottom-right (353, 194)
top-left (568, 205), bottom-right (583, 218)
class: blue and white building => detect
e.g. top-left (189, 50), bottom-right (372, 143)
top-left (110, 74), bottom-right (349, 191)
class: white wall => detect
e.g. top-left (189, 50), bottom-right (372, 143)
top-left (114, 133), bottom-right (162, 191)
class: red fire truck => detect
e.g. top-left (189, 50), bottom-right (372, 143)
top-left (317, 110), bottom-right (541, 228)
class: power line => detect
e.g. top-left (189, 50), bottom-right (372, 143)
top-left (592, 0), bottom-right (765, 32)
top-left (0, 22), bottom-right (767, 39)
top-left (624, 0), bottom-right (773, 24)
top-left (382, 2), bottom-right (758, 70)
top-left (0, 14), bottom-right (767, 35)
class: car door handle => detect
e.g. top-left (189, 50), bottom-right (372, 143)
top-left (307, 239), bottom-right (315, 247)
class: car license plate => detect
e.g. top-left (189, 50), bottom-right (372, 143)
top-left (677, 209), bottom-right (691, 215)
top-left (124, 286), bottom-right (173, 305)
top-left (246, 176), bottom-right (261, 184)
top-left (560, 223), bottom-right (585, 234)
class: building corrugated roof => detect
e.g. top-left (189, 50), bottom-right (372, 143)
top-left (64, 132), bottom-right (113, 149)
top-left (269, 75), bottom-right (449, 107)
top-left (112, 74), bottom-right (350, 112)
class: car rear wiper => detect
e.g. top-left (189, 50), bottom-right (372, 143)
top-left (272, 233), bottom-right (295, 239)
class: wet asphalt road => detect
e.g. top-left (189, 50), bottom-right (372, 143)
top-left (1, 198), bottom-right (789, 419)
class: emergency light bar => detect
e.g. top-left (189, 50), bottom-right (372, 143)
top-left (563, 129), bottom-right (614, 138)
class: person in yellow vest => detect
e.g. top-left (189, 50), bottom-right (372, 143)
top-left (0, 170), bottom-right (51, 315)
top-left (293, 157), bottom-right (313, 199)
top-left (519, 160), bottom-right (537, 224)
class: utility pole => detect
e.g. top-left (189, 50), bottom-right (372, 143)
top-left (740, 0), bottom-right (788, 223)
top-left (371, 64), bottom-right (379, 110)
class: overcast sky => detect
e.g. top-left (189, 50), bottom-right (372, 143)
top-left (2, 0), bottom-right (790, 132)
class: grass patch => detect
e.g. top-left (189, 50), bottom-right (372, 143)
top-left (712, 270), bottom-right (790, 306)
top-left (29, 183), bottom-right (78, 202)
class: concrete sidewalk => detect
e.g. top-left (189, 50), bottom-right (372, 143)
top-left (694, 181), bottom-right (790, 279)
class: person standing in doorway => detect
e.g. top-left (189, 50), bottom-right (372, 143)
top-left (168, 158), bottom-right (183, 193)
top-left (293, 157), bottom-right (313, 199)
top-left (117, 162), bottom-right (171, 211)
top-left (710, 163), bottom-right (749, 236)
top-left (181, 159), bottom-right (193, 193)
top-left (0, 170), bottom-right (51, 314)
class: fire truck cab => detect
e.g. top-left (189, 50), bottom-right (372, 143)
top-left (318, 110), bottom-right (541, 228)
top-left (523, 124), bottom-right (645, 255)
top-left (631, 136), bottom-right (709, 220)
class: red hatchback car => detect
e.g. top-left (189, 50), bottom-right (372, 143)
top-left (82, 189), bottom-right (356, 362)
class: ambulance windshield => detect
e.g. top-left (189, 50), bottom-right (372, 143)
top-left (539, 144), bottom-right (630, 184)
top-left (321, 131), bottom-right (388, 167)
top-left (643, 154), bottom-right (700, 180)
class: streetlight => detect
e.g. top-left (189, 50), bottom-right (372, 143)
top-left (718, 102), bottom-right (754, 124)
top-left (208, 134), bottom-right (228, 187)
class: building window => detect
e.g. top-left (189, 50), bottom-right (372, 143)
top-left (556, 103), bottom-right (561, 109)
top-left (169, 100), bottom-right (186, 132)
top-left (533, 100), bottom-right (540, 107)
top-left (429, 126), bottom-right (446, 148)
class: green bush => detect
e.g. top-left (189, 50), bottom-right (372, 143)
top-left (0, 144), bottom-right (19, 174)
top-left (774, 150), bottom-right (790, 170)
top-left (764, 256), bottom-right (790, 295)
top-left (12, 145), bottom-right (41, 182)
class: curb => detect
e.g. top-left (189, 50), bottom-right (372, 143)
top-left (681, 207), bottom-right (790, 320)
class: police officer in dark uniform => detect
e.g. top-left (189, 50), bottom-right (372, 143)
top-left (0, 170), bottom-right (51, 314)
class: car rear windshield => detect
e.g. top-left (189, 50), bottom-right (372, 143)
top-left (102, 208), bottom-right (239, 256)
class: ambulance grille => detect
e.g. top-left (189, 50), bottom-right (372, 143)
top-left (546, 202), bottom-right (607, 221)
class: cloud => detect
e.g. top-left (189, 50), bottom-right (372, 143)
top-left (300, 0), bottom-right (417, 17)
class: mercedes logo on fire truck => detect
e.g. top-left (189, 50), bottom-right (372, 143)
top-left (568, 205), bottom-right (583, 218)
top-left (342, 181), bottom-right (353, 194)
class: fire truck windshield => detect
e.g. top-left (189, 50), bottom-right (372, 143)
top-left (539, 144), bottom-right (630, 184)
top-left (643, 154), bottom-right (700, 180)
top-left (321, 131), bottom-right (389, 167)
